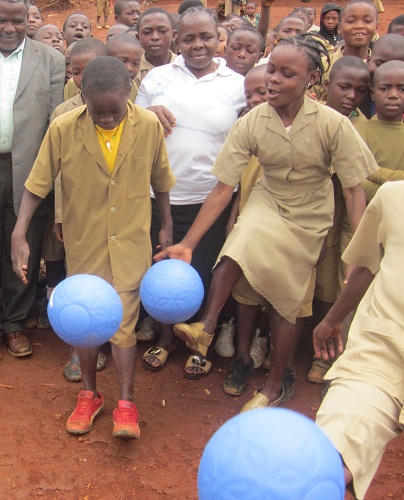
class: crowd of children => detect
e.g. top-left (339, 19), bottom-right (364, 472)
top-left (2, 0), bottom-right (404, 498)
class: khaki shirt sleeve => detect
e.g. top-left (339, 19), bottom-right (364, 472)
top-left (25, 122), bottom-right (61, 199)
top-left (211, 117), bottom-right (253, 187)
top-left (342, 192), bottom-right (383, 274)
top-left (332, 117), bottom-right (379, 189)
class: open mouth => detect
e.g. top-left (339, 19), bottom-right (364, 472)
top-left (267, 88), bottom-right (280, 97)
top-left (74, 33), bottom-right (84, 40)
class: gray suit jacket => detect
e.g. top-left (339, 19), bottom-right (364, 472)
top-left (11, 36), bottom-right (65, 215)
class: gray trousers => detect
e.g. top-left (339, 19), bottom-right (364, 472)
top-left (0, 155), bottom-right (47, 333)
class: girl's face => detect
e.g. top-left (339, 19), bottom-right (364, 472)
top-left (244, 68), bottom-right (267, 109)
top-left (177, 12), bottom-right (219, 78)
top-left (322, 10), bottom-right (339, 33)
top-left (26, 5), bottom-right (43, 39)
top-left (264, 44), bottom-right (320, 113)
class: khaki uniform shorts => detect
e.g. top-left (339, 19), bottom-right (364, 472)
top-left (109, 289), bottom-right (140, 348)
top-left (316, 378), bottom-right (403, 500)
top-left (41, 209), bottom-right (65, 262)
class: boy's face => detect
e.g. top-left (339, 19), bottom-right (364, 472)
top-left (70, 53), bottom-right (97, 89)
top-left (0, 0), bottom-right (27, 57)
top-left (85, 87), bottom-right (129, 130)
top-left (63, 14), bottom-right (92, 47)
top-left (276, 18), bottom-right (305, 40)
top-left (177, 13), bottom-right (219, 77)
top-left (368, 46), bottom-right (404, 81)
top-left (115, 2), bottom-right (141, 28)
top-left (326, 68), bottom-right (369, 116)
top-left (36, 25), bottom-right (64, 53)
top-left (371, 67), bottom-right (404, 121)
top-left (322, 10), bottom-right (339, 33)
top-left (245, 4), bottom-right (256, 16)
top-left (244, 69), bottom-right (266, 109)
top-left (26, 5), bottom-right (42, 38)
top-left (340, 3), bottom-right (377, 49)
top-left (138, 13), bottom-right (174, 57)
top-left (225, 31), bottom-right (261, 76)
top-left (107, 44), bottom-right (142, 81)
top-left (216, 26), bottom-right (228, 58)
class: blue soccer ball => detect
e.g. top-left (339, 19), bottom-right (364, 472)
top-left (48, 274), bottom-right (123, 347)
top-left (198, 408), bottom-right (345, 500)
top-left (140, 259), bottom-right (204, 324)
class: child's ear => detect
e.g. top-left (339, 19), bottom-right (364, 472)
top-left (309, 68), bottom-right (321, 87)
top-left (172, 29), bottom-right (177, 42)
top-left (370, 86), bottom-right (375, 102)
top-left (115, 14), bottom-right (119, 23)
top-left (323, 78), bottom-right (330, 92)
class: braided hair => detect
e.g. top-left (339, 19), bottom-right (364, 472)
top-left (275, 33), bottom-right (330, 85)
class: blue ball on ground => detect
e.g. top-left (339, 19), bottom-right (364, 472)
top-left (140, 259), bottom-right (204, 324)
top-left (198, 408), bottom-right (345, 500)
top-left (48, 274), bottom-right (123, 347)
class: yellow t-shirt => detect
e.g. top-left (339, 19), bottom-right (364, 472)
top-left (95, 118), bottom-right (126, 172)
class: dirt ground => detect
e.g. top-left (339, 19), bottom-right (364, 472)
top-left (1, 0), bottom-right (404, 498)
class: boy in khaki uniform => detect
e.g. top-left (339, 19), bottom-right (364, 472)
top-left (11, 57), bottom-right (175, 440)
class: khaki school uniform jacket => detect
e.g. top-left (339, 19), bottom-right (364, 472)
top-left (25, 101), bottom-right (175, 292)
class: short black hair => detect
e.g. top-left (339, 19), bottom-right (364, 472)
top-left (274, 15), bottom-right (306, 34)
top-left (82, 56), bottom-right (131, 96)
top-left (106, 32), bottom-right (142, 52)
top-left (137, 7), bottom-right (174, 31)
top-left (388, 15), bottom-right (404, 34)
top-left (62, 12), bottom-right (91, 33)
top-left (227, 26), bottom-right (265, 54)
top-left (70, 37), bottom-right (106, 58)
top-left (372, 34), bottom-right (404, 59)
top-left (178, 7), bottom-right (218, 33)
top-left (373, 60), bottom-right (404, 86)
top-left (6, 0), bottom-right (30, 10)
top-left (178, 0), bottom-right (204, 15)
top-left (245, 1), bottom-right (257, 7)
top-left (290, 7), bottom-right (311, 22)
top-left (341, 0), bottom-right (378, 21)
top-left (329, 55), bottom-right (369, 81)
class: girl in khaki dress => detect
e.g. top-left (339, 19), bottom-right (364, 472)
top-left (156, 35), bottom-right (378, 412)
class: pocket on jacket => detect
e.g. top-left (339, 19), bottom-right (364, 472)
top-left (126, 154), bottom-right (153, 199)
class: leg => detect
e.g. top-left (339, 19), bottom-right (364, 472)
top-left (235, 302), bottom-right (260, 364)
top-left (173, 257), bottom-right (242, 356)
top-left (242, 306), bottom-right (295, 411)
top-left (111, 343), bottom-right (137, 401)
top-left (143, 322), bottom-right (177, 371)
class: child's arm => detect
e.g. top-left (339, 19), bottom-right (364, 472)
top-left (226, 189), bottom-right (240, 236)
top-left (155, 181), bottom-right (235, 263)
top-left (147, 106), bottom-right (176, 138)
top-left (257, 0), bottom-right (275, 40)
top-left (152, 189), bottom-right (173, 250)
top-left (11, 189), bottom-right (44, 284)
top-left (313, 265), bottom-right (375, 360)
top-left (361, 178), bottom-right (379, 203)
top-left (368, 166), bottom-right (404, 185)
top-left (342, 184), bottom-right (366, 234)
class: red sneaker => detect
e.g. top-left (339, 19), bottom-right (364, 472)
top-left (113, 401), bottom-right (140, 439)
top-left (66, 390), bottom-right (104, 435)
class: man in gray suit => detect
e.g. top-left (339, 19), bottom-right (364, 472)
top-left (0, 0), bottom-right (65, 357)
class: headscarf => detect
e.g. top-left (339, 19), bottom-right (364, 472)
top-left (319, 3), bottom-right (343, 46)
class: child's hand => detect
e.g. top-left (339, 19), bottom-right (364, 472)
top-left (147, 105), bottom-right (176, 137)
top-left (53, 223), bottom-right (64, 243)
top-left (154, 243), bottom-right (193, 264)
top-left (11, 234), bottom-right (30, 284)
top-left (313, 319), bottom-right (344, 361)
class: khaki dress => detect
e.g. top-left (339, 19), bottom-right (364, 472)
top-left (211, 97), bottom-right (378, 323)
